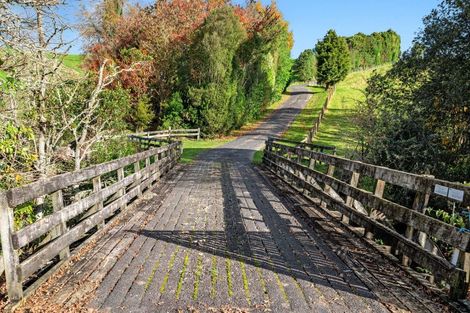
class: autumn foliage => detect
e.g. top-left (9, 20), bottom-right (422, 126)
top-left (84, 0), bottom-right (293, 134)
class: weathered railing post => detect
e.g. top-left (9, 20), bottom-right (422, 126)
top-left (197, 128), bottom-right (201, 140)
top-left (322, 151), bottom-right (336, 208)
top-left (0, 203), bottom-right (23, 301)
top-left (51, 190), bottom-right (71, 259)
top-left (92, 176), bottom-right (105, 229)
top-left (402, 176), bottom-right (433, 266)
top-left (117, 168), bottom-right (127, 211)
top-left (365, 179), bottom-right (385, 239)
top-left (344, 171), bottom-right (360, 224)
top-left (134, 161), bottom-right (142, 197)
top-left (306, 131), bottom-right (312, 144)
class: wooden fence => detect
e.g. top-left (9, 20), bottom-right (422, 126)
top-left (133, 128), bottom-right (201, 140)
top-left (263, 137), bottom-right (470, 299)
top-left (128, 135), bottom-right (169, 149)
top-left (0, 141), bottom-right (182, 302)
top-left (306, 89), bottom-right (334, 143)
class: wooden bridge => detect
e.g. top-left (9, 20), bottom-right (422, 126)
top-left (1, 85), bottom-right (470, 312)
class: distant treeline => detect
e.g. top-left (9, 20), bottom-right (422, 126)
top-left (345, 30), bottom-right (400, 70)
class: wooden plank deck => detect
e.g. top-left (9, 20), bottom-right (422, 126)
top-left (15, 159), bottom-right (453, 312)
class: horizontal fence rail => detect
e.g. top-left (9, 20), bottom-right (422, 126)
top-left (128, 135), bottom-right (169, 149)
top-left (132, 128), bottom-right (201, 141)
top-left (263, 137), bottom-right (470, 299)
top-left (0, 141), bottom-right (182, 302)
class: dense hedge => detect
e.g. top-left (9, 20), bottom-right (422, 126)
top-left (345, 30), bottom-right (400, 70)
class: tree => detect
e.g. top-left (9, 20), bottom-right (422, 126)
top-left (83, 0), bottom-right (294, 135)
top-left (51, 60), bottom-right (134, 171)
top-left (359, 0), bottom-right (470, 182)
top-left (293, 49), bottom-right (316, 82)
top-left (346, 30), bottom-right (401, 70)
top-left (0, 1), bottom-right (138, 178)
top-left (315, 29), bottom-right (350, 90)
top-left (184, 6), bottom-right (247, 134)
top-left (0, 1), bottom-right (75, 178)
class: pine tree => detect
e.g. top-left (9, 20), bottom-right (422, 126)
top-left (315, 29), bottom-right (350, 90)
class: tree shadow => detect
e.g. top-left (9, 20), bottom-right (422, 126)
top-left (129, 149), bottom-right (392, 305)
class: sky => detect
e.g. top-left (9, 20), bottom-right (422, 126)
top-left (64, 0), bottom-right (442, 57)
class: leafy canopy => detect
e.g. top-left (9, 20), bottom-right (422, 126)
top-left (293, 49), bottom-right (316, 82)
top-left (359, 0), bottom-right (470, 182)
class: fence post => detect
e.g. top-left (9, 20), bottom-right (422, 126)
top-left (365, 179), bottom-right (385, 239)
top-left (0, 203), bottom-right (23, 301)
top-left (343, 171), bottom-right (360, 224)
top-left (51, 190), bottom-right (71, 259)
top-left (402, 176), bottom-right (433, 266)
top-left (197, 128), bottom-right (200, 140)
top-left (322, 150), bottom-right (336, 192)
top-left (117, 168), bottom-right (127, 212)
top-left (92, 176), bottom-right (105, 229)
top-left (134, 161), bottom-right (142, 197)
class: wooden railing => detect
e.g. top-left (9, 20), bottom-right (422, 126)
top-left (133, 128), bottom-right (201, 140)
top-left (263, 137), bottom-right (470, 299)
top-left (269, 137), bottom-right (336, 154)
top-left (0, 141), bottom-right (182, 302)
top-left (128, 134), bottom-right (169, 149)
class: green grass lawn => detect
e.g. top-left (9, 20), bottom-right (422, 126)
top-left (313, 65), bottom-right (391, 156)
top-left (180, 138), bottom-right (233, 163)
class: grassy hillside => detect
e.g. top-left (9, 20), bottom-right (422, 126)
top-left (313, 65), bottom-right (391, 156)
top-left (62, 54), bottom-right (84, 72)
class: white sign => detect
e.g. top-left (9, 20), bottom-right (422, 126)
top-left (448, 188), bottom-right (465, 202)
top-left (434, 184), bottom-right (449, 197)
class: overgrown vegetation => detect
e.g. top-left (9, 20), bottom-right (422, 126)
top-left (358, 0), bottom-right (470, 183)
top-left (292, 49), bottom-right (316, 82)
top-left (86, 0), bottom-right (294, 136)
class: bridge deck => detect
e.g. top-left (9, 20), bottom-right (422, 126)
top-left (16, 86), bottom-right (453, 312)
top-left (18, 161), bottom-right (450, 312)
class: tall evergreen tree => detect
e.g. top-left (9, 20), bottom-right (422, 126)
top-left (315, 29), bottom-right (350, 90)
top-left (346, 30), bottom-right (401, 70)
top-left (293, 49), bottom-right (316, 82)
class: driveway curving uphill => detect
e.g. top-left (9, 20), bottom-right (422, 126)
top-left (20, 85), bottom-right (452, 313)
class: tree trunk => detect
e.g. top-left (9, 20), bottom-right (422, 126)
top-left (36, 7), bottom-right (48, 179)
top-left (74, 149), bottom-right (81, 172)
